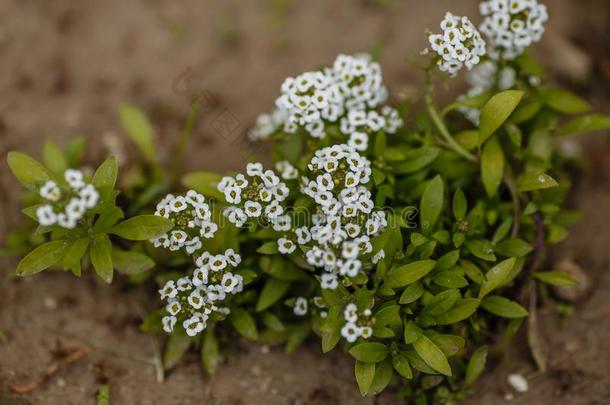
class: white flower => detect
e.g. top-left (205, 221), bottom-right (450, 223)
top-left (159, 280), bottom-right (178, 300)
top-left (36, 205), bottom-right (58, 226)
top-left (278, 238), bottom-right (296, 254)
top-left (360, 326), bottom-right (373, 339)
top-left (209, 255), bottom-right (228, 272)
top-left (372, 249), bottom-right (385, 264)
top-left (244, 201), bottom-right (262, 217)
top-left (40, 181), bottom-right (62, 202)
top-left (344, 303), bottom-right (359, 323)
top-left (162, 316), bottom-right (177, 333)
top-left (192, 267), bottom-right (209, 286)
top-left (57, 213), bottom-right (77, 229)
top-left (295, 227), bottom-right (311, 244)
top-left (479, 0), bottom-right (548, 60)
top-left (320, 273), bottom-right (339, 290)
top-left (188, 291), bottom-right (204, 309)
top-left (200, 221), bottom-right (218, 239)
top-left (221, 273), bottom-right (240, 293)
top-left (224, 185), bottom-right (242, 204)
top-left (225, 248), bottom-right (242, 266)
top-left (340, 322), bottom-right (361, 343)
top-left (348, 131), bottom-right (368, 151)
top-left (294, 297), bottom-right (308, 316)
top-left (176, 277), bottom-right (193, 291)
top-left (275, 161), bottom-right (299, 180)
top-left (429, 13), bottom-right (486, 76)
top-left (79, 184), bottom-right (99, 209)
top-left (65, 169), bottom-right (85, 190)
top-left (166, 301), bottom-right (182, 316)
top-left (65, 198), bottom-right (86, 221)
top-left (183, 314), bottom-right (206, 337)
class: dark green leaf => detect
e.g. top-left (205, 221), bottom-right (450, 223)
top-left (367, 359), bottom-right (394, 395)
top-left (465, 346), bottom-right (488, 386)
top-left (478, 257), bottom-right (516, 298)
top-left (517, 172), bottom-right (559, 192)
top-left (481, 296), bottom-right (528, 318)
top-left (348, 342), bottom-right (389, 363)
top-left (420, 175), bottom-right (444, 234)
top-left (452, 188), bottom-right (467, 220)
top-left (90, 234), bottom-right (113, 283)
top-left (558, 114), bottom-right (610, 136)
top-left (479, 90), bottom-right (524, 145)
top-left (412, 335), bottom-right (452, 376)
top-left (256, 278), bottom-right (290, 312)
top-left (534, 271), bottom-right (578, 286)
top-left (16, 240), bottom-right (69, 276)
top-left (435, 298), bottom-right (480, 325)
top-left (495, 238), bottom-right (532, 257)
top-left (257, 241), bottom-right (279, 255)
top-left (230, 308), bottom-right (258, 340)
top-left (542, 88), bottom-right (590, 114)
top-left (92, 157), bottom-right (118, 189)
top-left (112, 249), bottom-right (155, 275)
top-left (110, 215), bottom-right (173, 240)
top-left (386, 260), bottom-right (436, 289)
top-left (481, 136), bottom-right (504, 197)
top-left (119, 103), bottom-right (157, 163)
top-left (7, 152), bottom-right (53, 190)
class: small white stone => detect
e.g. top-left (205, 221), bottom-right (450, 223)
top-left (507, 373), bottom-right (529, 393)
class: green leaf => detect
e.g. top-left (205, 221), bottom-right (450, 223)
top-left (508, 100), bottom-right (543, 125)
top-left (16, 240), bottom-right (69, 276)
top-left (202, 327), bottom-right (220, 375)
top-left (558, 114), bottom-right (610, 136)
top-left (442, 91), bottom-right (491, 115)
top-left (367, 359), bottom-right (394, 395)
top-left (93, 206), bottom-right (125, 232)
top-left (479, 90), bottom-right (524, 145)
top-left (478, 257), bottom-right (516, 298)
top-left (420, 175), bottom-right (444, 234)
top-left (534, 271), bottom-right (578, 286)
top-left (392, 147), bottom-right (441, 174)
top-left (259, 256), bottom-right (308, 281)
top-left (112, 250), bottom-right (155, 275)
top-left (386, 260), bottom-right (436, 289)
top-left (452, 188), bottom-right (467, 220)
top-left (432, 271), bottom-right (468, 289)
top-left (92, 157), bottom-right (118, 189)
top-left (542, 88), bottom-right (590, 114)
top-left (392, 353), bottom-right (413, 380)
top-left (404, 320), bottom-right (423, 344)
top-left (230, 308), bottom-right (258, 340)
top-left (355, 361), bottom-right (375, 396)
top-left (399, 282), bottom-right (424, 304)
top-left (109, 215), bottom-right (173, 240)
top-left (90, 234), bottom-right (113, 283)
top-left (465, 346), bottom-right (488, 386)
top-left (256, 278), bottom-right (290, 312)
top-left (454, 130), bottom-right (480, 150)
top-left (119, 103), bottom-right (157, 163)
top-left (435, 298), bottom-right (480, 325)
top-left (62, 238), bottom-right (90, 276)
top-left (64, 136), bottom-right (87, 167)
top-left (374, 131), bottom-right (387, 157)
top-left (43, 139), bottom-right (68, 174)
top-left (481, 296), bottom-right (528, 318)
top-left (412, 335), bottom-right (452, 376)
top-left (182, 171), bottom-right (225, 201)
top-left (257, 241), bottom-right (279, 255)
top-left (465, 239), bottom-right (496, 262)
top-left (517, 172), bottom-right (559, 192)
top-left (348, 342), bottom-right (389, 363)
top-left (261, 312), bottom-right (285, 332)
top-left (7, 152), bottom-right (53, 190)
top-left (163, 335), bottom-right (191, 370)
top-left (494, 238), bottom-right (532, 257)
top-left (481, 136), bottom-right (504, 197)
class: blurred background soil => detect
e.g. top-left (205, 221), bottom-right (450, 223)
top-left (0, 0), bottom-right (609, 404)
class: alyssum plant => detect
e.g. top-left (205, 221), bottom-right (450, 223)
top-left (5, 1), bottom-right (610, 402)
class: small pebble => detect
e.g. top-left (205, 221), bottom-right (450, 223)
top-left (44, 296), bottom-right (58, 310)
top-left (260, 345), bottom-right (270, 354)
top-left (507, 373), bottom-right (529, 393)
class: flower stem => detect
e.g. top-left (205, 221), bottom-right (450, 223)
top-left (425, 92), bottom-right (477, 163)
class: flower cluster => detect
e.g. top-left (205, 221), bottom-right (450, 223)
top-left (459, 60), bottom-right (516, 124)
top-left (248, 54), bottom-right (403, 146)
top-left (479, 0), bottom-right (548, 60)
top-left (279, 145), bottom-right (387, 289)
top-left (218, 163), bottom-right (290, 229)
top-left (159, 249), bottom-right (243, 336)
top-left (35, 169), bottom-right (100, 229)
top-left (150, 191), bottom-right (217, 255)
top-left (340, 303), bottom-right (374, 343)
top-left (428, 13), bottom-right (486, 76)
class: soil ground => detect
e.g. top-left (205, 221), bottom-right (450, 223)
top-left (1, 0), bottom-right (609, 404)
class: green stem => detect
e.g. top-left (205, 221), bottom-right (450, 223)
top-left (425, 92), bottom-right (477, 163)
top-left (171, 97), bottom-right (202, 185)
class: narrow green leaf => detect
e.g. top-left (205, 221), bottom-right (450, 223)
top-left (7, 152), bottom-right (53, 190)
top-left (542, 88), bottom-right (590, 114)
top-left (43, 139), bottom-right (68, 174)
top-left (367, 359), bottom-right (394, 395)
top-left (465, 346), bottom-right (488, 386)
top-left (182, 171), bottom-right (225, 201)
top-left (348, 342), bottom-right (389, 363)
top-left (374, 131), bottom-right (387, 157)
top-left (355, 361), bottom-right (375, 396)
top-left (109, 215), bottom-right (173, 240)
top-left (112, 250), bottom-right (155, 275)
top-left (386, 260), bottom-right (436, 289)
top-left (517, 172), bottom-right (559, 192)
top-left (481, 296), bottom-right (528, 318)
top-left (494, 238), bottom-right (532, 257)
top-left (163, 335), bottom-right (191, 370)
top-left (202, 327), bottom-right (220, 375)
top-left (435, 298), bottom-right (480, 325)
top-left (257, 241), bottom-right (279, 255)
top-left (16, 240), bottom-right (69, 276)
top-left (392, 353), bottom-right (413, 380)
top-left (261, 312), bottom-right (285, 332)
top-left (92, 156), bottom-right (118, 189)
top-left (255, 278), bottom-right (290, 312)
top-left (392, 147), bottom-right (440, 174)
top-left (452, 188), bottom-right (467, 220)
top-left (412, 335), bottom-right (452, 376)
top-left (399, 282), bottom-right (424, 304)
top-left (481, 136), bottom-right (504, 197)
top-left (90, 234), bottom-right (113, 283)
top-left (443, 91), bottom-right (491, 115)
top-left (420, 175), bottom-right (444, 234)
top-left (465, 239), bottom-right (496, 262)
top-left (119, 103), bottom-right (157, 163)
top-left (62, 238), bottom-right (90, 276)
top-left (534, 271), bottom-right (578, 286)
top-left (479, 90), bottom-right (524, 145)
top-left (478, 257), bottom-right (516, 298)
top-left (230, 308), bottom-right (258, 340)
top-left (404, 320), bottom-right (423, 344)
top-left (558, 114), bottom-right (610, 136)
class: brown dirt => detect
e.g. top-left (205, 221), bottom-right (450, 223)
top-left (1, 1), bottom-right (609, 404)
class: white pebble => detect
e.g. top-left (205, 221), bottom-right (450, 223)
top-left (507, 373), bottom-right (529, 393)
